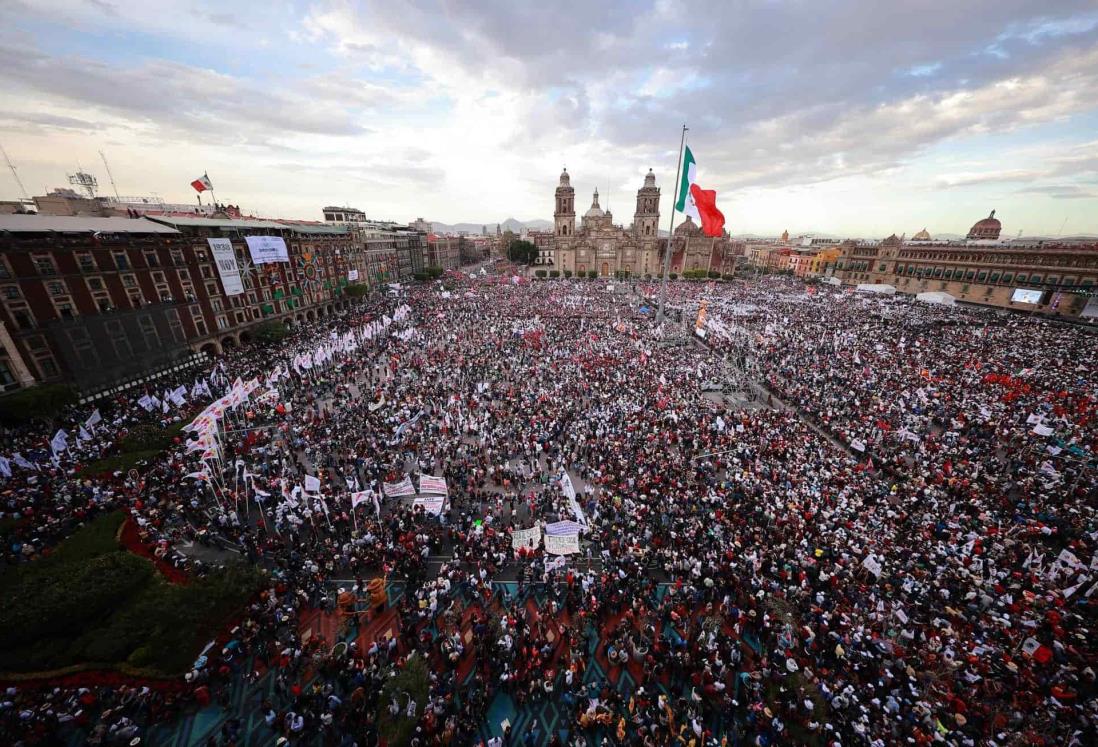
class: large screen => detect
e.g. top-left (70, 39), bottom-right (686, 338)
top-left (1011, 288), bottom-right (1043, 304)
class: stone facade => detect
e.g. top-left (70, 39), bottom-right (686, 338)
top-left (552, 170), bottom-right (663, 277)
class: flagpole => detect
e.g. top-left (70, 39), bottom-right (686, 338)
top-left (207, 172), bottom-right (218, 209)
top-left (658, 124), bottom-right (688, 324)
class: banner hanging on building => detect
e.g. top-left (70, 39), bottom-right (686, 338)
top-left (208, 238), bottom-right (244, 296)
top-left (244, 235), bottom-right (290, 265)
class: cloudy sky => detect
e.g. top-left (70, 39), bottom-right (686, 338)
top-left (1, 0), bottom-right (1097, 237)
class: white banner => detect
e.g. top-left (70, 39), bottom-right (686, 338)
top-left (245, 235), bottom-right (290, 265)
top-left (304, 474), bottom-right (321, 492)
top-left (413, 495), bottom-right (446, 515)
top-left (383, 475), bottom-right (416, 497)
top-left (418, 474), bottom-right (448, 495)
top-left (208, 238), bottom-right (245, 296)
top-left (545, 533), bottom-right (580, 555)
top-left (348, 269), bottom-right (359, 281)
top-left (512, 526), bottom-right (541, 550)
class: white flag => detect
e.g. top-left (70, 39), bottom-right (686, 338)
top-left (51, 429), bottom-right (68, 454)
top-left (0, 456), bottom-right (10, 478)
top-left (85, 409), bottom-right (102, 429)
top-left (304, 474), bottom-right (322, 493)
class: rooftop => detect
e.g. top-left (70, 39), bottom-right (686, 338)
top-left (0, 215), bottom-right (180, 234)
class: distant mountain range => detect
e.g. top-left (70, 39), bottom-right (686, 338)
top-left (429, 218), bottom-right (553, 235)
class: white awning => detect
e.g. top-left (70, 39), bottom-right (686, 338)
top-left (916, 291), bottom-right (956, 307)
top-left (855, 283), bottom-right (896, 295)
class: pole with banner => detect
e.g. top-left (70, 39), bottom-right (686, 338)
top-left (658, 124), bottom-right (688, 324)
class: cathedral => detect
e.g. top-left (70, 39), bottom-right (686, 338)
top-left (551, 169), bottom-right (737, 277)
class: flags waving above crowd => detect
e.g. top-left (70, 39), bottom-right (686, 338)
top-left (676, 144), bottom-right (725, 238)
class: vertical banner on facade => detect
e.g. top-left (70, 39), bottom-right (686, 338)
top-left (348, 269), bottom-right (359, 282)
top-left (244, 235), bottom-right (290, 265)
top-left (207, 238), bottom-right (245, 296)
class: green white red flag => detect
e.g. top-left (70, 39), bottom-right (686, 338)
top-left (674, 145), bottom-right (725, 237)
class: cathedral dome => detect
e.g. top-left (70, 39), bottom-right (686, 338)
top-left (643, 168), bottom-right (656, 188)
top-left (559, 169), bottom-right (571, 187)
top-left (967, 210), bottom-right (1001, 240)
top-left (912, 228), bottom-right (931, 241)
top-left (584, 189), bottom-right (604, 219)
top-left (674, 216), bottom-right (701, 236)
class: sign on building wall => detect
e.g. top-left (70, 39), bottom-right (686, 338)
top-left (207, 238), bottom-right (245, 296)
top-left (348, 269), bottom-right (359, 281)
top-left (244, 235), bottom-right (290, 265)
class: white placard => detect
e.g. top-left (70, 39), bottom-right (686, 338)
top-left (245, 235), bottom-right (290, 265)
top-left (208, 238), bottom-right (244, 296)
top-left (545, 533), bottom-right (580, 555)
top-left (348, 269), bottom-right (359, 281)
top-left (512, 526), bottom-right (541, 550)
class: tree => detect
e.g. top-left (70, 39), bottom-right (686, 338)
top-left (586, 270), bottom-right (597, 279)
top-left (564, 270), bottom-right (573, 278)
top-left (507, 239), bottom-right (538, 265)
top-left (549, 270), bottom-right (560, 278)
top-left (535, 269), bottom-right (547, 278)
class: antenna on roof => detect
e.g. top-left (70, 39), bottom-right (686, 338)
top-left (0, 142), bottom-right (31, 204)
top-left (99, 150), bottom-right (121, 202)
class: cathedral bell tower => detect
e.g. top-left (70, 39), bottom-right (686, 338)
top-left (554, 169), bottom-right (575, 237)
top-left (634, 168), bottom-right (660, 239)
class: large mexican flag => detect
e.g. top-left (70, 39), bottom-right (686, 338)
top-left (674, 145), bottom-right (725, 237)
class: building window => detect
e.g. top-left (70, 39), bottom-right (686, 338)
top-left (143, 250), bottom-right (160, 267)
top-left (32, 254), bottom-right (57, 276)
top-left (170, 249), bottom-right (185, 265)
top-left (166, 309), bottom-right (185, 343)
top-left (122, 274), bottom-right (138, 288)
top-left (216, 315), bottom-right (229, 330)
top-left (137, 315), bottom-right (160, 349)
top-left (0, 257), bottom-right (11, 279)
top-left (127, 288), bottom-right (144, 307)
top-left (55, 300), bottom-right (76, 319)
top-left (112, 251), bottom-right (130, 270)
top-left (1002, 273), bottom-right (1013, 284)
top-left (106, 320), bottom-right (133, 360)
top-left (46, 280), bottom-right (67, 297)
top-left (34, 353), bottom-right (59, 379)
top-left (1, 284), bottom-right (21, 301)
top-left (76, 252), bottom-right (97, 272)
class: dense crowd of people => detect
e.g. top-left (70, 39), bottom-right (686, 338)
top-left (2, 268), bottom-right (1096, 746)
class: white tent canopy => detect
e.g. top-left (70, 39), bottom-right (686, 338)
top-left (821, 276), bottom-right (841, 286)
top-left (855, 283), bottom-right (896, 295)
top-left (916, 291), bottom-right (957, 307)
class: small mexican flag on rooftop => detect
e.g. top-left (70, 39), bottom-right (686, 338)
top-left (675, 145), bottom-right (725, 238)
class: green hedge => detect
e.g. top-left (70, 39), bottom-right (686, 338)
top-left (378, 654), bottom-right (431, 746)
top-left (0, 512), bottom-right (263, 675)
top-left (252, 320), bottom-right (290, 343)
top-left (535, 269), bottom-right (547, 278)
top-left (564, 270), bottom-right (573, 278)
top-left (81, 422), bottom-right (183, 476)
top-left (586, 270), bottom-right (597, 279)
top-left (549, 270), bottom-right (560, 278)
top-left (0, 384), bottom-right (78, 424)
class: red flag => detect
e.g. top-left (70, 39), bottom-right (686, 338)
top-left (191, 174), bottom-right (213, 193)
top-left (689, 184), bottom-right (725, 237)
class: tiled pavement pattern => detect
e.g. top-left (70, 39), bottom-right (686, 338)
top-left (64, 581), bottom-right (761, 746)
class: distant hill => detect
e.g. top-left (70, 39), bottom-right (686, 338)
top-left (429, 218), bottom-right (553, 235)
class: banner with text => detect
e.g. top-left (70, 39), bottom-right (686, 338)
top-left (245, 235), bottom-right (290, 265)
top-left (545, 533), bottom-right (580, 555)
top-left (208, 238), bottom-right (245, 296)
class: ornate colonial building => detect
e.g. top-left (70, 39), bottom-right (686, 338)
top-left (553, 169), bottom-right (663, 277)
top-left (834, 210), bottom-right (1098, 320)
